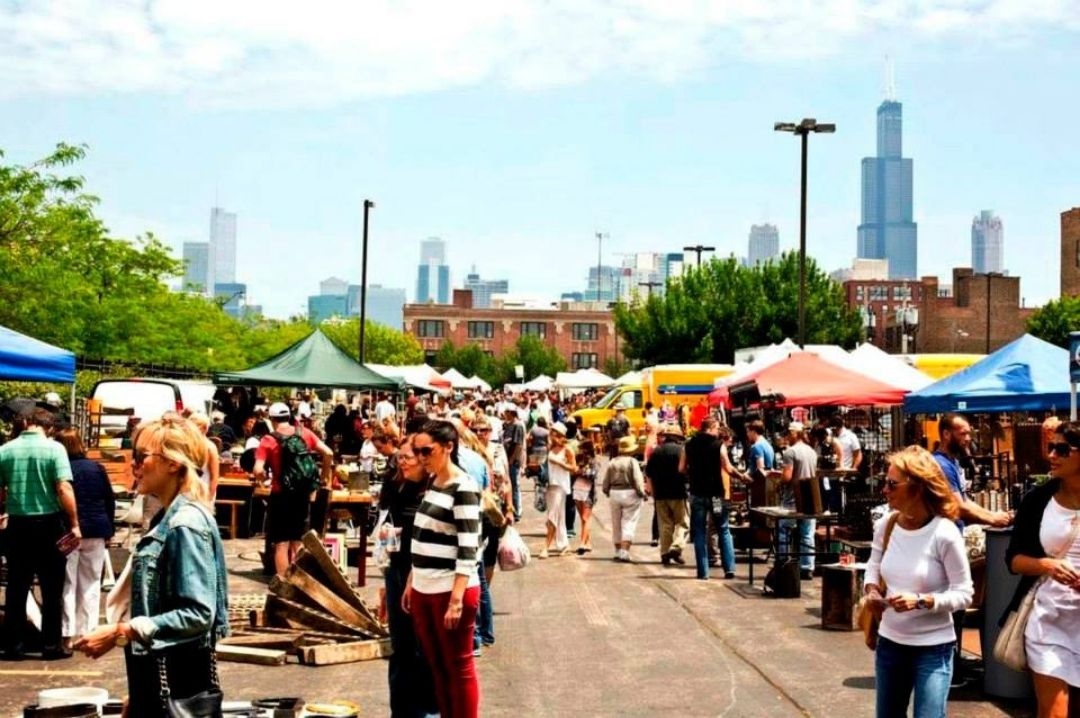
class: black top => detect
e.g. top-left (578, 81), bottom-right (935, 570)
top-left (645, 442), bottom-right (687, 500)
top-left (606, 415), bottom-right (630, 439)
top-left (684, 432), bottom-right (723, 498)
top-left (378, 476), bottom-right (429, 568)
top-left (1001, 478), bottom-right (1060, 626)
top-left (70, 457), bottom-right (116, 539)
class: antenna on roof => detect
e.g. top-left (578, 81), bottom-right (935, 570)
top-left (884, 55), bottom-right (896, 101)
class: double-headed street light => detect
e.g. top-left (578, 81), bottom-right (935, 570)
top-left (682, 245), bottom-right (715, 268)
top-left (359, 199), bottom-right (375, 363)
top-left (774, 118), bottom-right (835, 348)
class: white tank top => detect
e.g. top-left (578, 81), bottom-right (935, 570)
top-left (547, 448), bottom-right (572, 493)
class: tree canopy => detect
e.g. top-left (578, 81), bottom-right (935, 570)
top-left (1027, 296), bottom-right (1080, 349)
top-left (614, 252), bottom-right (862, 365)
top-left (0, 144), bottom-right (422, 382)
top-left (434, 336), bottom-right (566, 386)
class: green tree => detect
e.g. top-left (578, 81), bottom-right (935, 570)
top-left (495, 336), bottom-right (567, 385)
top-left (615, 252), bottom-right (861, 365)
top-left (318, 319), bottom-right (424, 365)
top-left (1027, 296), bottom-right (1080, 348)
top-left (432, 341), bottom-right (499, 384)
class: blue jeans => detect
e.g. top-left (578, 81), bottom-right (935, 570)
top-left (778, 517), bottom-right (816, 571)
top-left (713, 500), bottom-right (736, 575)
top-left (384, 561), bottom-right (439, 718)
top-left (509, 461), bottom-right (522, 519)
top-left (474, 560), bottom-right (494, 648)
top-left (875, 636), bottom-right (954, 718)
top-left (691, 496), bottom-right (731, 578)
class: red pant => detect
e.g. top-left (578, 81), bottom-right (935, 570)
top-left (411, 586), bottom-right (480, 718)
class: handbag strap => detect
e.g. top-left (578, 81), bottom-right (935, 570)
top-left (877, 513), bottom-right (900, 595)
top-left (1033, 508), bottom-right (1080, 593)
top-left (158, 641), bottom-right (220, 706)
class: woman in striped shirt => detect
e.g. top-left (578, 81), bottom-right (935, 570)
top-left (403, 420), bottom-right (482, 718)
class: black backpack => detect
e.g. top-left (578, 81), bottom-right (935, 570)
top-left (272, 431), bottom-right (320, 493)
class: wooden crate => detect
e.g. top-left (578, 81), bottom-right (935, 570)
top-left (820, 564), bottom-right (865, 631)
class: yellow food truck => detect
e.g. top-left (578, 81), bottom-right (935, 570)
top-left (903, 354), bottom-right (983, 381)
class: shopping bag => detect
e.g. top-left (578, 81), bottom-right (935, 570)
top-left (497, 526), bottom-right (531, 572)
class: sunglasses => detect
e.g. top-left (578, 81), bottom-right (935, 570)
top-left (473, 428), bottom-right (491, 434)
top-left (133, 451), bottom-right (163, 467)
top-left (1048, 442), bottom-right (1074, 457)
top-left (415, 446), bottom-right (436, 458)
top-left (883, 479), bottom-right (908, 490)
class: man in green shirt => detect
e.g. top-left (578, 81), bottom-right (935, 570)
top-left (0, 408), bottom-right (81, 660)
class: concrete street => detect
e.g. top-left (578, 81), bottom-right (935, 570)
top-left (0, 482), bottom-right (1035, 717)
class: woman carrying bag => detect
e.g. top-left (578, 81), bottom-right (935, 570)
top-left (863, 446), bottom-right (972, 718)
top-left (76, 415), bottom-right (229, 718)
top-left (1002, 422), bottom-right (1080, 718)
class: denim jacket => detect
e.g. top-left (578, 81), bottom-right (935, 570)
top-left (128, 494), bottom-right (229, 655)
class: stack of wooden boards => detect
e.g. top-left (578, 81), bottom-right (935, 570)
top-left (218, 531), bottom-right (391, 667)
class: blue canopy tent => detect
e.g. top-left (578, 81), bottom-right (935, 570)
top-left (0, 325), bottom-right (77, 412)
top-left (904, 334), bottom-right (1070, 414)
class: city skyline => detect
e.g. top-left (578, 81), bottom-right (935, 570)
top-left (3, 4), bottom-right (1078, 318)
top-left (972, 210), bottom-right (1004, 275)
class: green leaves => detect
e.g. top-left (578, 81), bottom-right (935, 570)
top-left (433, 335), bottom-right (567, 387)
top-left (614, 252), bottom-right (862, 364)
top-left (1027, 296), bottom-right (1080, 348)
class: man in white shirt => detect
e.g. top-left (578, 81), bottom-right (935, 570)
top-left (829, 414), bottom-right (862, 471)
top-left (374, 393), bottom-right (396, 423)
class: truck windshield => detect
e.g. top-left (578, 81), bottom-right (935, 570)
top-left (593, 387), bottom-right (622, 409)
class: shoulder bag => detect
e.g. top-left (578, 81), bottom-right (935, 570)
top-left (856, 513), bottom-right (899, 650)
top-left (159, 644), bottom-right (223, 718)
top-left (993, 515), bottom-right (1080, 672)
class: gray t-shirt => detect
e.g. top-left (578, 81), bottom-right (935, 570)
top-left (780, 441), bottom-right (818, 504)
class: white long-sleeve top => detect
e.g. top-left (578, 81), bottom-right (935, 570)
top-left (864, 513), bottom-right (973, 647)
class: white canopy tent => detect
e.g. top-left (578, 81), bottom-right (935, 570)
top-left (554, 369), bottom-right (615, 390)
top-left (469, 375), bottom-right (492, 392)
top-left (367, 363), bottom-right (451, 393)
top-left (849, 343), bottom-right (934, 392)
top-left (440, 367), bottom-right (475, 390)
top-left (522, 374), bottom-right (554, 392)
top-left (614, 370), bottom-right (642, 385)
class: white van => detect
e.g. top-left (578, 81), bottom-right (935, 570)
top-left (90, 378), bottom-right (217, 429)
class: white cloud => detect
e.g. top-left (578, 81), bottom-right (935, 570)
top-left (0, 0), bottom-right (1076, 107)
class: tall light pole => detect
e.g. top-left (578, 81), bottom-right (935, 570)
top-left (638, 280), bottom-right (662, 298)
top-left (774, 118), bottom-right (835, 348)
top-left (359, 199), bottom-right (375, 362)
top-left (595, 231), bottom-right (609, 302)
top-left (682, 245), bottom-right (715, 268)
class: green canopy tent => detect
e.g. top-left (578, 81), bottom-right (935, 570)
top-left (213, 329), bottom-right (400, 390)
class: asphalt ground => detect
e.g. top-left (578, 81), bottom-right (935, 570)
top-left (0, 479), bottom-right (1036, 717)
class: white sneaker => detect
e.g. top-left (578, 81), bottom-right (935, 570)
top-left (538, 548), bottom-right (549, 559)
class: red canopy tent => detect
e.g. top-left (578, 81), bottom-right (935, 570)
top-left (708, 352), bottom-right (908, 408)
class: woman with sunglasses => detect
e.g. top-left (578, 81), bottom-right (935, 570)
top-left (403, 421), bottom-right (482, 718)
top-left (75, 415), bottom-right (229, 718)
top-left (1005, 423), bottom-right (1080, 718)
top-left (864, 446), bottom-right (972, 718)
top-left (378, 438), bottom-right (439, 718)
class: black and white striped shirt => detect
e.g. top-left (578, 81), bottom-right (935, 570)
top-left (410, 475), bottom-right (481, 594)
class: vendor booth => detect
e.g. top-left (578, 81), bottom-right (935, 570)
top-left (554, 368), bottom-right (615, 396)
top-left (0, 324), bottom-right (77, 412)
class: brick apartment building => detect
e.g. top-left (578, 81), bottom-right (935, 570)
top-left (845, 268), bottom-right (1035, 354)
top-left (1061, 207), bottom-right (1080, 297)
top-left (403, 290), bottom-right (619, 369)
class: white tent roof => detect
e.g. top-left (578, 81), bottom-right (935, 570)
top-left (469, 375), bottom-right (492, 392)
top-left (367, 363), bottom-right (450, 393)
top-left (614, 370), bottom-right (642, 385)
top-left (554, 369), bottom-right (615, 390)
top-left (440, 367), bottom-right (474, 390)
top-left (523, 374), bottom-right (554, 391)
top-left (849, 343), bottom-right (934, 392)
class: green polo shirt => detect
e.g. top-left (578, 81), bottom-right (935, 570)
top-left (0, 431), bottom-right (72, 516)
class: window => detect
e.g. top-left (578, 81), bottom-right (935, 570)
top-left (572, 352), bottom-right (598, 369)
top-left (869, 285), bottom-right (888, 302)
top-left (892, 286), bottom-right (912, 301)
top-left (855, 286), bottom-right (865, 301)
top-left (572, 323), bottom-right (599, 341)
top-left (416, 320), bottom-right (444, 338)
top-left (616, 390), bottom-right (643, 409)
top-left (467, 321), bottom-right (494, 339)
top-left (520, 321), bottom-right (546, 338)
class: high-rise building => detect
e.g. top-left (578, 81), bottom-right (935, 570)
top-left (214, 282), bottom-right (246, 320)
top-left (857, 99), bottom-right (918, 279)
top-left (347, 284), bottom-right (407, 328)
top-left (182, 242), bottom-right (210, 294)
top-left (747, 224), bottom-right (780, 266)
top-left (971, 210), bottom-right (1004, 274)
top-left (209, 207), bottom-right (237, 289)
top-left (416, 237), bottom-right (451, 303)
top-left (320, 277), bottom-right (348, 296)
top-left (464, 268), bottom-right (510, 309)
top-left (586, 265), bottom-right (619, 302)
top-left (659, 253), bottom-right (685, 285)
top-left (308, 294), bottom-right (349, 324)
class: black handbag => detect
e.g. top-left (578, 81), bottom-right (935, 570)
top-left (158, 644), bottom-right (223, 718)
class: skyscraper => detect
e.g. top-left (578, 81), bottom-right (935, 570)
top-left (857, 99), bottom-right (918, 279)
top-left (464, 268), bottom-right (509, 308)
top-left (971, 210), bottom-right (1004, 274)
top-left (747, 224), bottom-right (780, 266)
top-left (415, 237), bottom-right (450, 303)
top-left (659, 253), bottom-right (685, 285)
top-left (182, 242), bottom-right (210, 294)
top-left (320, 277), bottom-right (348, 296)
top-left (209, 207), bottom-right (237, 289)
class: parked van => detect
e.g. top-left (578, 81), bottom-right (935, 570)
top-left (90, 378), bottom-right (217, 430)
top-left (571, 364), bottom-right (735, 432)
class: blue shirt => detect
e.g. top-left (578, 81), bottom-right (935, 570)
top-left (456, 447), bottom-right (490, 490)
top-left (749, 437), bottom-right (775, 481)
top-left (933, 450), bottom-right (965, 530)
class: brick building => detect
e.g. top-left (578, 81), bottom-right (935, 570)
top-left (1061, 208), bottom-right (1080, 297)
top-left (403, 290), bottom-right (619, 369)
top-left (842, 279), bottom-right (924, 352)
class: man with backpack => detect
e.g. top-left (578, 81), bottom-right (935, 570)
top-left (254, 402), bottom-right (333, 577)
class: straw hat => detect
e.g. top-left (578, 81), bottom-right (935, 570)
top-left (551, 421), bottom-right (568, 436)
top-left (617, 436), bottom-right (638, 456)
top-left (660, 423), bottom-right (684, 438)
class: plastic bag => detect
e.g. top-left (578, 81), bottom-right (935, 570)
top-left (373, 510), bottom-right (397, 571)
top-left (533, 486), bottom-right (547, 514)
top-left (497, 526), bottom-right (531, 572)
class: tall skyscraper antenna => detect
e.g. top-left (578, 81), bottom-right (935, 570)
top-left (884, 55), bottom-right (896, 101)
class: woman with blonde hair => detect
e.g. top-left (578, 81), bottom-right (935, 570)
top-left (864, 446), bottom-right (972, 718)
top-left (1006, 421), bottom-right (1080, 718)
top-left (184, 410), bottom-right (221, 500)
top-left (75, 415), bottom-right (229, 717)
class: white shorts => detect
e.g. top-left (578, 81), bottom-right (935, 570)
top-left (572, 488), bottom-right (591, 503)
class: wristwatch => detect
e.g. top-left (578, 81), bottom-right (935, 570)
top-left (114, 625), bottom-right (129, 648)
top-left (916, 594), bottom-right (929, 610)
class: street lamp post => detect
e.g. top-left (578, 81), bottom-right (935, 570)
top-left (682, 245), bottom-right (715, 268)
top-left (638, 280), bottom-right (662, 299)
top-left (595, 231), bottom-right (609, 302)
top-left (774, 118), bottom-right (835, 348)
top-left (359, 199), bottom-right (375, 362)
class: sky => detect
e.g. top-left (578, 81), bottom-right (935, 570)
top-left (2, 1), bottom-right (1079, 319)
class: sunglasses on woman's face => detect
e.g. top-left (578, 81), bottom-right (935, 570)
top-left (415, 445), bottom-right (436, 458)
top-left (883, 478), bottom-right (908, 490)
top-left (1048, 442), bottom-right (1074, 457)
top-left (133, 450), bottom-right (162, 467)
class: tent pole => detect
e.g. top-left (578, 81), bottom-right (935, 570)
top-left (70, 382), bottom-right (77, 415)
top-left (1071, 382), bottom-right (1077, 422)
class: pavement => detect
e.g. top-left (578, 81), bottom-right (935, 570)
top-left (0, 480), bottom-right (1038, 717)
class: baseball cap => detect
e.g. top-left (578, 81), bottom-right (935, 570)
top-left (789, 421), bottom-right (805, 433)
top-left (44, 392), bottom-right (62, 407)
top-left (268, 402), bottom-right (291, 419)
